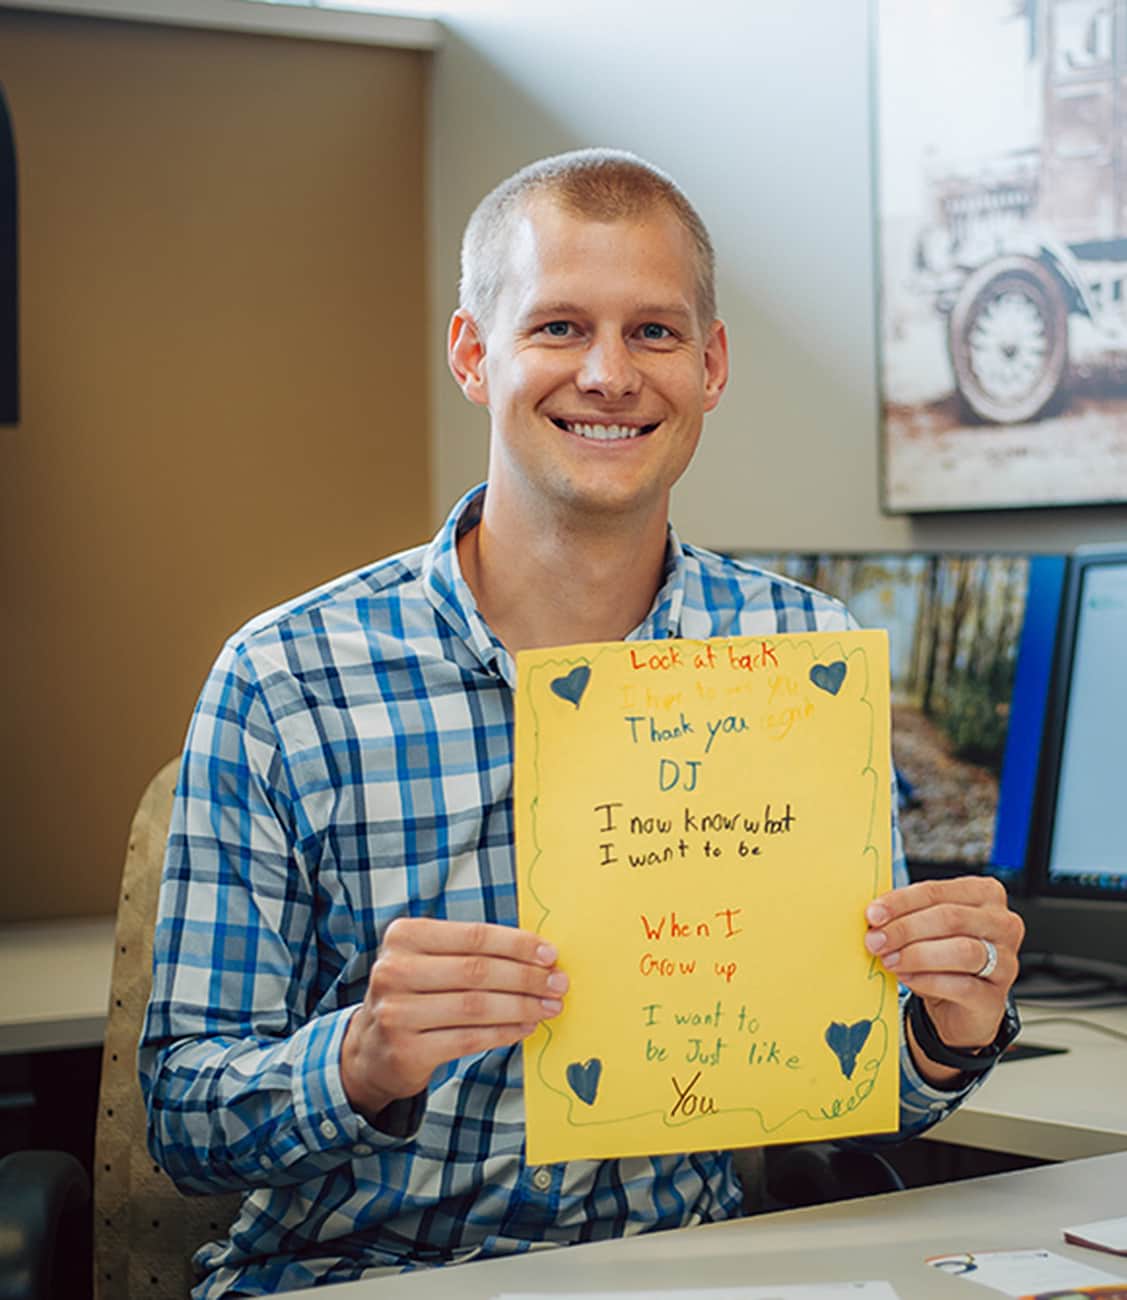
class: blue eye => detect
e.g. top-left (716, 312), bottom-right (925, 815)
top-left (543, 321), bottom-right (572, 337)
top-left (640, 323), bottom-right (672, 340)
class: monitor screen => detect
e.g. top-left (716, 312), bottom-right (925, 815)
top-left (730, 551), bottom-right (1066, 880)
top-left (1037, 551), bottom-right (1127, 900)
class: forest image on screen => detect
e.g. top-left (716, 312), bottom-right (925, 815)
top-left (739, 553), bottom-right (1034, 869)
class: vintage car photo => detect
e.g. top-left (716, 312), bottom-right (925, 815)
top-left (876, 0), bottom-right (1127, 511)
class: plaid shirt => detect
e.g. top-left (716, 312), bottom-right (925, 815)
top-left (141, 484), bottom-right (984, 1298)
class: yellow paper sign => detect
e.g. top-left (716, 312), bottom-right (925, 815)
top-left (515, 631), bottom-right (898, 1164)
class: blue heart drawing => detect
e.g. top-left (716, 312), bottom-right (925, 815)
top-left (824, 1019), bottom-right (872, 1079)
top-left (809, 661), bottom-right (847, 696)
top-left (550, 665), bottom-right (591, 709)
top-left (566, 1058), bottom-right (602, 1106)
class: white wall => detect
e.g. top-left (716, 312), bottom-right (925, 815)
top-left (427, 0), bottom-right (1127, 553)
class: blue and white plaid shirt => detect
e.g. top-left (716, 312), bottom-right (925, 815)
top-left (141, 484), bottom-right (985, 1298)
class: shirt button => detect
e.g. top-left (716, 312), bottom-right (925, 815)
top-left (320, 1119), bottom-right (338, 1140)
top-left (352, 1143), bottom-right (373, 1157)
top-left (531, 1166), bottom-right (552, 1191)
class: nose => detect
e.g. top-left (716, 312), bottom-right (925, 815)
top-left (576, 331), bottom-right (641, 400)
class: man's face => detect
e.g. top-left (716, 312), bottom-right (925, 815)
top-left (449, 196), bottom-right (728, 526)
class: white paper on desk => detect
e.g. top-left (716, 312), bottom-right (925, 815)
top-left (926, 1248), bottom-right (1123, 1296)
top-left (1065, 1217), bottom-right (1127, 1256)
top-left (495, 1284), bottom-right (901, 1299)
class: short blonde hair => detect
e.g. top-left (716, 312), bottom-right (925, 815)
top-left (459, 148), bottom-right (716, 331)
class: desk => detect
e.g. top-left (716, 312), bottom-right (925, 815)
top-left (925, 1003), bottom-right (1127, 1161)
top-left (286, 1151), bottom-right (1127, 1298)
top-left (0, 917), bottom-right (115, 1053)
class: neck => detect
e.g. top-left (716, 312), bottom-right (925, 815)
top-left (457, 491), bottom-right (670, 654)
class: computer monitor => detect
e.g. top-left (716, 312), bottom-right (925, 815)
top-left (1018, 547), bottom-right (1127, 983)
top-left (730, 550), bottom-right (1066, 882)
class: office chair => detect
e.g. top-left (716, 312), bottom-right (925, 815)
top-left (0, 758), bottom-right (240, 1300)
top-left (0, 1149), bottom-right (90, 1300)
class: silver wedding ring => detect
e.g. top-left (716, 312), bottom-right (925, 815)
top-left (975, 938), bottom-right (998, 980)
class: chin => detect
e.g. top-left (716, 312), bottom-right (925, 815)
top-left (556, 481), bottom-right (667, 522)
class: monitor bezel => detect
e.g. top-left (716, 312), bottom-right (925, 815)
top-left (1027, 545), bottom-right (1127, 905)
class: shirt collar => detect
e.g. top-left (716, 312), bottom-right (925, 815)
top-left (421, 483), bottom-right (690, 685)
top-left (421, 483), bottom-right (507, 677)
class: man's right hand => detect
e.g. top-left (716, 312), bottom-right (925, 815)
top-left (340, 917), bottom-right (568, 1122)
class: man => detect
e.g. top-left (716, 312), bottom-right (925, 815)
top-left (141, 149), bottom-right (1024, 1298)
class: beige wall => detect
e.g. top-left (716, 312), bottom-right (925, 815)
top-left (0, 10), bottom-right (431, 921)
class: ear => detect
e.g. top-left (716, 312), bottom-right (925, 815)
top-left (448, 308), bottom-right (490, 408)
top-left (702, 319), bottom-right (730, 413)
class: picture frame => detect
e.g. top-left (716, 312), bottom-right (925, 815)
top-left (874, 0), bottom-right (1127, 513)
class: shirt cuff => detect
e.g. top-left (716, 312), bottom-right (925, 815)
top-left (897, 993), bottom-right (995, 1140)
top-left (289, 1005), bottom-right (426, 1157)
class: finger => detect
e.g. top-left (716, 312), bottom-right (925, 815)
top-left (896, 970), bottom-right (1005, 1004)
top-left (868, 875), bottom-right (1008, 924)
top-left (372, 1021), bottom-right (542, 1092)
top-left (376, 951), bottom-right (570, 998)
top-left (419, 1022), bottom-right (542, 1062)
top-left (866, 902), bottom-right (1010, 955)
top-left (378, 989), bottom-right (564, 1034)
top-left (382, 916), bottom-right (557, 966)
top-left (881, 935), bottom-right (1014, 983)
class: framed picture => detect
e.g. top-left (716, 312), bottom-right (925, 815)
top-left (874, 0), bottom-right (1127, 512)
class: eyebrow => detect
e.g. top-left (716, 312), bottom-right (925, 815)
top-left (634, 303), bottom-right (695, 323)
top-left (521, 301), bottom-right (695, 322)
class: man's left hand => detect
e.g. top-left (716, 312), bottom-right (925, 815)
top-left (864, 876), bottom-right (1024, 1085)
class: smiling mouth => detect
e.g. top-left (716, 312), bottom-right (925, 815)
top-left (550, 418), bottom-right (660, 441)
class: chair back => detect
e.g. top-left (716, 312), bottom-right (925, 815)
top-left (93, 758), bottom-right (241, 1300)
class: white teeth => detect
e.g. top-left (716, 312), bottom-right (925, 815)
top-left (568, 422), bottom-right (642, 440)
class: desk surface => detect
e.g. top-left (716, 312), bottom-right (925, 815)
top-left (922, 1003), bottom-right (1127, 1160)
top-left (286, 1151), bottom-right (1127, 1299)
top-left (0, 916), bottom-right (115, 1053)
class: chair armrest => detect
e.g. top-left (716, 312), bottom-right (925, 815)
top-left (0, 1150), bottom-right (91, 1300)
top-left (765, 1141), bottom-right (904, 1209)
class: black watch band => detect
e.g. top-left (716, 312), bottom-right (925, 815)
top-left (907, 993), bottom-right (1020, 1075)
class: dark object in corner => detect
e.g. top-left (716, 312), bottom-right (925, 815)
top-left (0, 82), bottom-right (17, 425)
top-left (0, 1150), bottom-right (91, 1300)
top-left (764, 1142), bottom-right (904, 1210)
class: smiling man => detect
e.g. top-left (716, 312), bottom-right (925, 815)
top-left (141, 149), bottom-right (1024, 1298)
